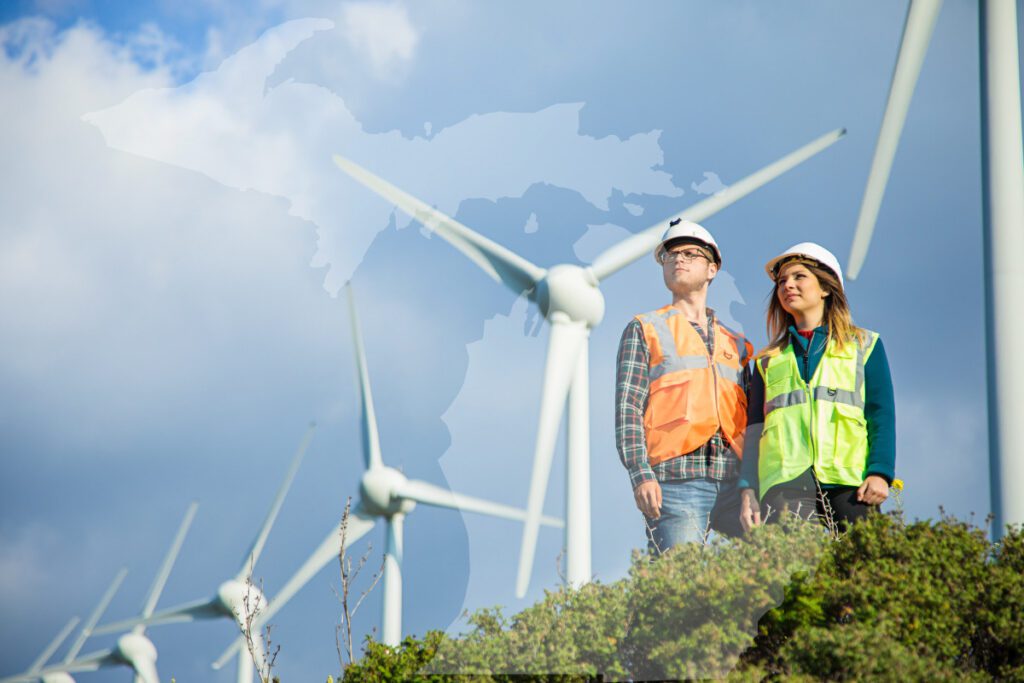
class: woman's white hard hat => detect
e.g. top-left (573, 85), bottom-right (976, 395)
top-left (654, 219), bottom-right (722, 266)
top-left (765, 242), bottom-right (845, 290)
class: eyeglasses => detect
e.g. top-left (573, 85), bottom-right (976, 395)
top-left (660, 248), bottom-right (711, 265)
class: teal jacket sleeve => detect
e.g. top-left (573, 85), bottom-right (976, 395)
top-left (864, 337), bottom-right (896, 483)
top-left (737, 366), bottom-right (765, 493)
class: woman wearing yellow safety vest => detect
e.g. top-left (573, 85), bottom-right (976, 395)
top-left (738, 243), bottom-right (896, 531)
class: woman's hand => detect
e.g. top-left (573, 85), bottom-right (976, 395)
top-left (739, 488), bottom-right (761, 532)
top-left (856, 475), bottom-right (890, 505)
top-left (633, 480), bottom-right (662, 519)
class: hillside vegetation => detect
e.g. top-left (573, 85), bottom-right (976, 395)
top-left (337, 512), bottom-right (1024, 681)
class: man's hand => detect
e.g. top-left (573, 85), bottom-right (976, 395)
top-left (856, 475), bottom-right (889, 505)
top-left (739, 488), bottom-right (761, 532)
top-left (633, 480), bottom-right (662, 519)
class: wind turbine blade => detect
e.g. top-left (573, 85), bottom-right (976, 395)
top-left (64, 567), bottom-right (127, 663)
top-left (333, 155), bottom-right (547, 294)
top-left (345, 283), bottom-right (383, 471)
top-left (0, 674), bottom-right (41, 683)
top-left (52, 648), bottom-right (110, 674)
top-left (136, 500), bottom-right (199, 634)
top-left (211, 637), bottom-right (244, 672)
top-left (589, 128), bottom-right (848, 281)
top-left (212, 508), bottom-right (379, 669)
top-left (27, 616), bottom-right (79, 673)
top-left (235, 422), bottom-right (317, 581)
top-left (93, 596), bottom-right (220, 635)
top-left (847, 0), bottom-right (942, 279)
top-left (396, 479), bottom-right (565, 528)
top-left (515, 319), bottom-right (588, 598)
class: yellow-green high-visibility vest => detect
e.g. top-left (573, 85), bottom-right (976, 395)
top-left (756, 330), bottom-right (879, 500)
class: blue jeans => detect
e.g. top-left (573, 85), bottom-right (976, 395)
top-left (644, 478), bottom-right (743, 555)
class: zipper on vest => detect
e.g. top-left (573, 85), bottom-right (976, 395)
top-left (806, 381), bottom-right (816, 477)
top-left (801, 336), bottom-right (817, 472)
top-left (790, 343), bottom-right (817, 480)
top-left (708, 318), bottom-right (727, 447)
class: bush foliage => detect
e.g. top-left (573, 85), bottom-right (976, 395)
top-left (338, 513), bottom-right (1024, 682)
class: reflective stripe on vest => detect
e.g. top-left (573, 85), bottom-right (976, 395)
top-left (636, 306), bottom-right (753, 464)
top-left (756, 330), bottom-right (879, 499)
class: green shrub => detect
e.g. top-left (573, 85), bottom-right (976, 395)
top-left (621, 514), bottom-right (825, 680)
top-left (427, 579), bottom-right (630, 680)
top-left (973, 525), bottom-right (1024, 680)
top-left (340, 631), bottom-right (448, 683)
top-left (340, 515), bottom-right (1024, 682)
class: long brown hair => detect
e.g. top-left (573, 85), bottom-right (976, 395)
top-left (766, 259), bottom-right (866, 352)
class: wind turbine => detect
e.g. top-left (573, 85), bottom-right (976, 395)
top-left (0, 616), bottom-right (80, 683)
top-left (93, 425), bottom-right (316, 683)
top-left (844, 0), bottom-right (1024, 538)
top-left (3, 502), bottom-right (198, 683)
top-left (332, 126), bottom-right (847, 597)
top-left (210, 283), bottom-right (563, 663)
top-left (47, 503), bottom-right (198, 683)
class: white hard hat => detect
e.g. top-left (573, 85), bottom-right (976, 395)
top-left (765, 242), bottom-right (845, 290)
top-left (654, 219), bottom-right (722, 266)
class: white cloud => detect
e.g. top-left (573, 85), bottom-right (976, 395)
top-left (523, 212), bottom-right (539, 234)
top-left (691, 170), bottom-right (726, 196)
top-left (0, 524), bottom-right (60, 602)
top-left (0, 18), bottom-right (339, 451)
top-left (82, 20), bottom-right (683, 295)
top-left (341, 1), bottom-right (419, 79)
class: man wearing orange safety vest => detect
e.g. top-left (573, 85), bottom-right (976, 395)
top-left (615, 220), bottom-right (752, 553)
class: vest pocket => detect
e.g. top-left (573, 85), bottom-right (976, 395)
top-left (822, 402), bottom-right (868, 484)
top-left (648, 375), bottom-right (691, 431)
top-left (764, 359), bottom-right (794, 389)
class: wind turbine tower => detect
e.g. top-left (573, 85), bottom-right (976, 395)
top-left (846, 0), bottom-right (1024, 538)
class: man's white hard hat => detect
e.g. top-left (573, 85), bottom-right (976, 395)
top-left (765, 242), bottom-right (845, 290)
top-left (654, 219), bottom-right (722, 266)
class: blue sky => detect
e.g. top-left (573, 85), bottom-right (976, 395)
top-left (1, 1), bottom-right (1020, 681)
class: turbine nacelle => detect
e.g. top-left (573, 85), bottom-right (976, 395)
top-left (113, 633), bottom-right (157, 667)
top-left (216, 580), bottom-right (265, 623)
top-left (41, 674), bottom-right (75, 683)
top-left (534, 264), bottom-right (604, 328)
top-left (361, 467), bottom-right (416, 517)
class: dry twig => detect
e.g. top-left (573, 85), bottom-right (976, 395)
top-left (332, 497), bottom-right (385, 673)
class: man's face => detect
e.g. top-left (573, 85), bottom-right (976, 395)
top-left (660, 242), bottom-right (717, 293)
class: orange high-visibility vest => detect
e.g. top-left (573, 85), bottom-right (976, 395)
top-left (636, 306), bottom-right (752, 465)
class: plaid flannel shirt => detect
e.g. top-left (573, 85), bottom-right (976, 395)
top-left (615, 309), bottom-right (747, 490)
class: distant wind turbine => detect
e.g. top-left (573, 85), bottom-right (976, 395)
top-left (0, 570), bottom-right (127, 683)
top-left (4, 502), bottom-right (198, 683)
top-left (845, 0), bottom-right (1024, 538)
top-left (211, 283), bottom-right (563, 664)
top-left (0, 616), bottom-right (80, 683)
top-left (332, 127), bottom-right (847, 597)
top-left (93, 426), bottom-right (316, 683)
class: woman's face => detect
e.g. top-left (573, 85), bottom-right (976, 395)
top-left (775, 262), bottom-right (829, 319)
